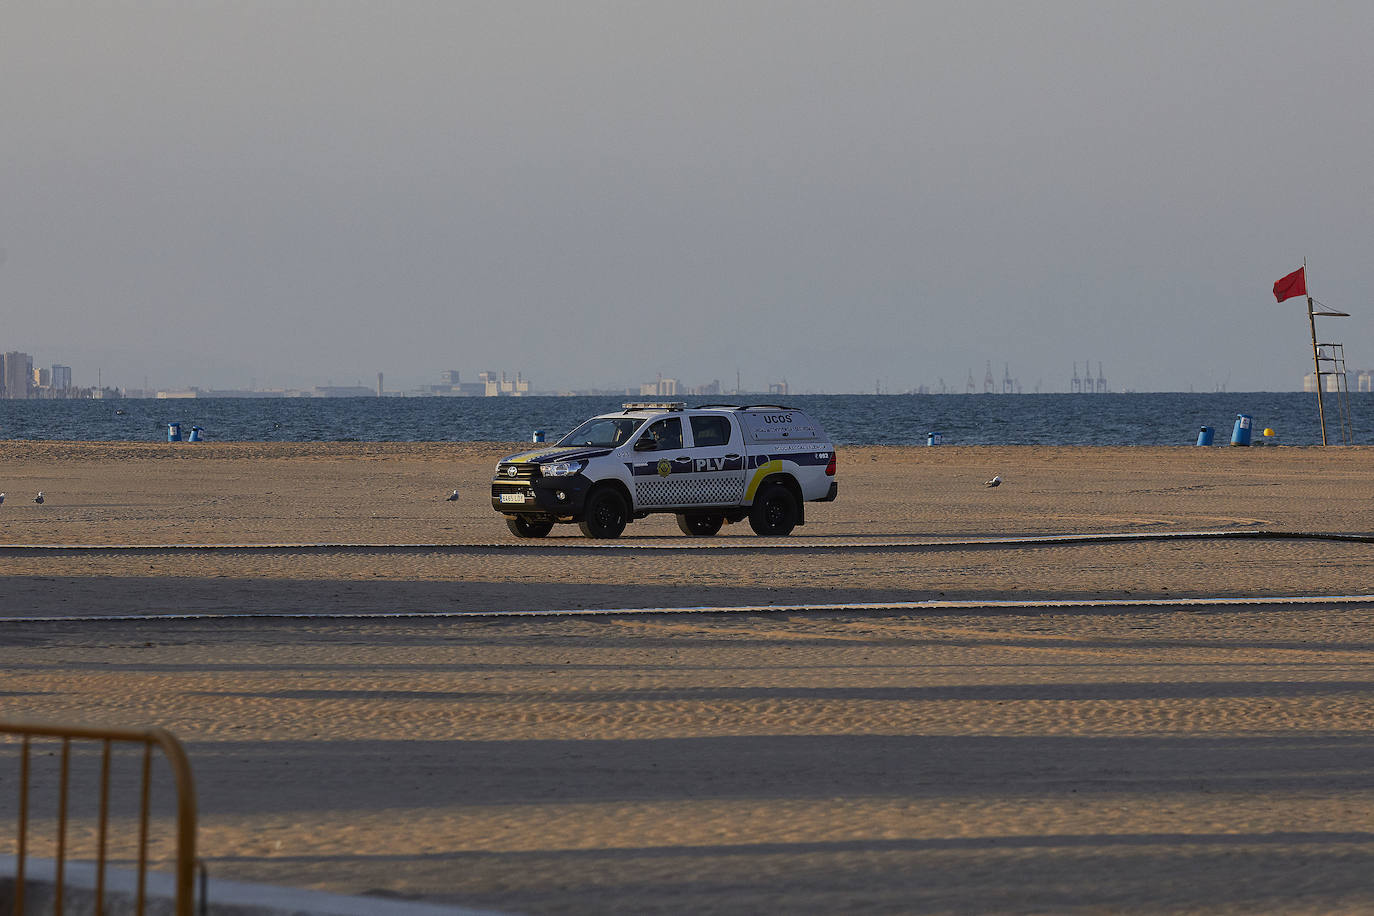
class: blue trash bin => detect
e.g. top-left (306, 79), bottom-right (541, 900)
top-left (1230, 414), bottom-right (1252, 447)
top-left (188, 426), bottom-right (203, 442)
top-left (167, 422), bottom-right (182, 442)
top-left (926, 432), bottom-right (942, 446)
top-left (1196, 426), bottom-right (1214, 446)
top-left (532, 429), bottom-right (546, 443)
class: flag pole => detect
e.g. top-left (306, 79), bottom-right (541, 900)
top-left (1306, 257), bottom-right (1329, 445)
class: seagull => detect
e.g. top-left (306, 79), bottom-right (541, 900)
top-left (34, 491), bottom-right (44, 504)
top-left (445, 489), bottom-right (460, 501)
top-left (984, 475), bottom-right (1001, 488)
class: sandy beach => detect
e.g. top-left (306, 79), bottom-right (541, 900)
top-left (2, 442), bottom-right (1373, 914)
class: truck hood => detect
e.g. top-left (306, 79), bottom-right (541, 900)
top-left (499, 446), bottom-right (614, 465)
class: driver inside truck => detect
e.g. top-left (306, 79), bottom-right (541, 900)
top-left (639, 417), bottom-right (682, 451)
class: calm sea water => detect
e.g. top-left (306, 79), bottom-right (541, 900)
top-left (0, 393), bottom-right (1368, 447)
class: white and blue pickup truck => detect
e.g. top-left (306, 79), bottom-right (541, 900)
top-left (491, 402), bottom-right (838, 538)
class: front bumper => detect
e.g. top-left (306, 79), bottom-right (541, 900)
top-left (491, 473), bottom-right (593, 518)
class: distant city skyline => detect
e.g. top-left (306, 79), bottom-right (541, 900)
top-left (1, 348), bottom-right (1356, 399)
top-left (0, 332), bottom-right (1348, 396)
top-left (1, 350), bottom-right (82, 399)
top-left (2, 341), bottom-right (1345, 396)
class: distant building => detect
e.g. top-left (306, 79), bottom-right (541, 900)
top-left (640, 376), bottom-right (678, 397)
top-left (479, 370), bottom-right (530, 396)
top-left (423, 369), bottom-right (484, 396)
top-left (1304, 372), bottom-right (1350, 393)
top-left (51, 365), bottom-right (72, 390)
top-left (2, 352), bottom-right (34, 399)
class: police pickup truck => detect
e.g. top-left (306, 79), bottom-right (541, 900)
top-left (491, 403), bottom-right (837, 538)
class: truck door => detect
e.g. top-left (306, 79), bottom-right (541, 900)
top-left (680, 414), bottom-right (748, 506)
top-left (630, 416), bottom-right (689, 508)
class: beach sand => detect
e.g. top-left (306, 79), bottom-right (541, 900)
top-left (2, 443), bottom-right (1372, 913)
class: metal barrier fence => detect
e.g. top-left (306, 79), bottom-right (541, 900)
top-left (1, 720), bottom-right (197, 916)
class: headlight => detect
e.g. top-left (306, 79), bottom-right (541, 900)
top-left (539, 460), bottom-right (585, 477)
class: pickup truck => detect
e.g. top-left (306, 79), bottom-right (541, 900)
top-left (491, 402), bottom-right (838, 538)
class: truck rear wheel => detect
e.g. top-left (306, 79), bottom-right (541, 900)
top-left (579, 487), bottom-right (628, 538)
top-left (749, 483), bottom-right (798, 536)
top-left (676, 513), bottom-right (725, 537)
top-left (507, 517), bottom-right (554, 538)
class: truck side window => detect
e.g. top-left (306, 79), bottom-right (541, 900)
top-left (689, 416), bottom-right (731, 448)
top-left (638, 417), bottom-right (682, 451)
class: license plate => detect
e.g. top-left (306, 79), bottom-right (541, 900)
top-left (499, 493), bottom-right (526, 504)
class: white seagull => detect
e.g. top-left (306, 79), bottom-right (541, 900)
top-left (984, 475), bottom-right (1002, 488)
top-left (446, 489), bottom-right (460, 501)
top-left (34, 491), bottom-right (45, 504)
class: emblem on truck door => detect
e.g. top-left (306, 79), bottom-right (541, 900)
top-left (657, 459), bottom-right (671, 477)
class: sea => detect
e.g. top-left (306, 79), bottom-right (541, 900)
top-left (2, 392), bottom-right (1370, 447)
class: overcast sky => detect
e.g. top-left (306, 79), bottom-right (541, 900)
top-left (3, 2), bottom-right (1371, 393)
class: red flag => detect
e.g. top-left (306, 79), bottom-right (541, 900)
top-left (1273, 267), bottom-right (1307, 302)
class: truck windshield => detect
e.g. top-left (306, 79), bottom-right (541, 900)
top-left (558, 416), bottom-right (646, 448)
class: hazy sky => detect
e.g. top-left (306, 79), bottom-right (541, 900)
top-left (3, 2), bottom-right (1371, 393)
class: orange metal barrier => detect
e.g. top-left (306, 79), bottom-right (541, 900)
top-left (1, 721), bottom-right (197, 916)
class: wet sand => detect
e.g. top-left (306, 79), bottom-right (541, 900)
top-left (2, 443), bottom-right (1372, 914)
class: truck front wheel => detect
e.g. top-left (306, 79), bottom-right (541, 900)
top-left (749, 483), bottom-right (798, 536)
top-left (579, 487), bottom-right (628, 538)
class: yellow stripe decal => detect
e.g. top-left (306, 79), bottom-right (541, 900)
top-left (745, 460), bottom-right (785, 501)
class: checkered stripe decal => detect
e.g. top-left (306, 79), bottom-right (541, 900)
top-left (636, 475), bottom-right (747, 506)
